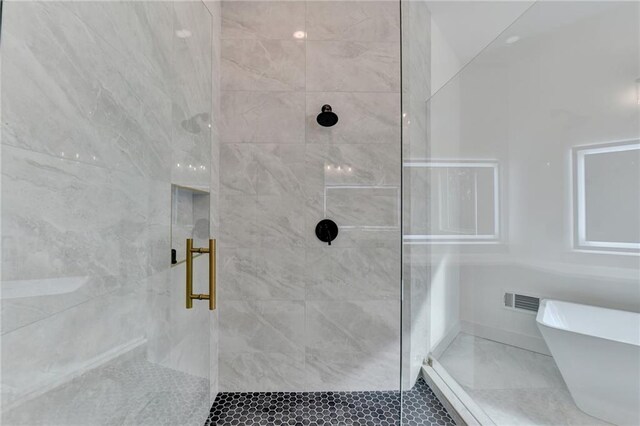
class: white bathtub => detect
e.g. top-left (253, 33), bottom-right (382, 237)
top-left (537, 299), bottom-right (640, 425)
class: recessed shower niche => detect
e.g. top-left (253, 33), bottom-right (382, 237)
top-left (171, 185), bottom-right (210, 265)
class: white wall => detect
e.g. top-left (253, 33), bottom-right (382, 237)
top-left (428, 0), bottom-right (533, 95)
top-left (430, 19), bottom-right (461, 96)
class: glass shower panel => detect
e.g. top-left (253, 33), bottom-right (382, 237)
top-left (1, 1), bottom-right (214, 425)
top-left (417, 1), bottom-right (640, 424)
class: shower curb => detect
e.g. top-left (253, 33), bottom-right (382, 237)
top-left (421, 361), bottom-right (495, 426)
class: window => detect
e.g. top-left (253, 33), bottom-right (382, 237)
top-left (573, 140), bottom-right (640, 254)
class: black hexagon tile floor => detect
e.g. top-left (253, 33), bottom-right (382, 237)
top-left (205, 377), bottom-right (455, 425)
top-left (400, 378), bottom-right (455, 426)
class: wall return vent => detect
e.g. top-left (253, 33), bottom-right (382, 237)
top-left (504, 292), bottom-right (540, 314)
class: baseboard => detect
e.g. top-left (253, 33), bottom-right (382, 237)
top-left (431, 322), bottom-right (461, 359)
top-left (3, 337), bottom-right (147, 411)
top-left (460, 320), bottom-right (550, 355)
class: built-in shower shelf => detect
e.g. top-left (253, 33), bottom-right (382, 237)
top-left (171, 184), bottom-right (210, 266)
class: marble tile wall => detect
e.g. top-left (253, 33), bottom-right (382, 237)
top-left (218, 1), bottom-right (402, 392)
top-left (1, 0), bottom-right (218, 421)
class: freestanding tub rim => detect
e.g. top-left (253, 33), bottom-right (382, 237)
top-left (536, 299), bottom-right (640, 347)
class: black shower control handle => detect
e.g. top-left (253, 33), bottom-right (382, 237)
top-left (315, 219), bottom-right (338, 246)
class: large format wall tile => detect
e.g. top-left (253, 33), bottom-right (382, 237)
top-left (325, 186), bottom-right (400, 228)
top-left (219, 352), bottom-right (306, 392)
top-left (222, 1), bottom-right (305, 40)
top-left (67, 1), bottom-right (174, 89)
top-left (256, 195), bottom-right (307, 248)
top-left (304, 144), bottom-right (401, 190)
top-left (220, 144), bottom-right (259, 195)
top-left (306, 1), bottom-right (400, 42)
top-left (219, 248), bottom-right (257, 299)
top-left (218, 195), bottom-right (258, 248)
top-left (1, 147), bottom-right (152, 284)
top-left (305, 247), bottom-right (400, 300)
top-left (1, 1), bottom-right (173, 180)
top-left (254, 247), bottom-right (306, 300)
top-left (219, 301), bottom-right (305, 354)
top-left (218, 0), bottom-right (402, 392)
top-left (219, 247), bottom-right (305, 301)
top-left (307, 41), bottom-right (400, 92)
top-left (305, 300), bottom-right (400, 354)
top-left (220, 144), bottom-right (307, 197)
top-left (222, 40), bottom-right (305, 91)
top-left (221, 91), bottom-right (305, 143)
top-left (254, 144), bottom-right (307, 197)
top-left (306, 92), bottom-right (401, 144)
top-left (305, 349), bottom-right (400, 391)
top-left (171, 1), bottom-right (213, 190)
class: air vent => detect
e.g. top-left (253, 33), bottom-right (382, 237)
top-left (504, 292), bottom-right (540, 314)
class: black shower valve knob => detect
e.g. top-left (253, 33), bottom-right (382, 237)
top-left (315, 219), bottom-right (339, 245)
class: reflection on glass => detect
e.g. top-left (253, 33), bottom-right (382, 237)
top-left (404, 161), bottom-right (499, 243)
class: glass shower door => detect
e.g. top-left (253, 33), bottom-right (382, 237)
top-left (408, 1), bottom-right (640, 424)
top-left (1, 1), bottom-right (215, 424)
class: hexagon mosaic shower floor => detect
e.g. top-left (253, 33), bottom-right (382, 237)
top-left (205, 377), bottom-right (455, 425)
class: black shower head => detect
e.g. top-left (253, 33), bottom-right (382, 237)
top-left (316, 104), bottom-right (338, 127)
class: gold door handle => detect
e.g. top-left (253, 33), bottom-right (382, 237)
top-left (186, 238), bottom-right (216, 310)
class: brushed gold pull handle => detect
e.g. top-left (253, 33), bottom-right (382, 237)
top-left (209, 238), bottom-right (216, 310)
top-left (185, 238), bottom-right (216, 311)
top-left (186, 239), bottom-right (194, 309)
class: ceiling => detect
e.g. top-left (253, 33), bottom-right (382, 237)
top-left (426, 1), bottom-right (534, 65)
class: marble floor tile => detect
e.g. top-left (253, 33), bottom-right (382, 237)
top-left (438, 333), bottom-right (612, 426)
top-left (439, 333), bottom-right (565, 390)
top-left (470, 388), bottom-right (612, 426)
top-left (2, 351), bottom-right (209, 426)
